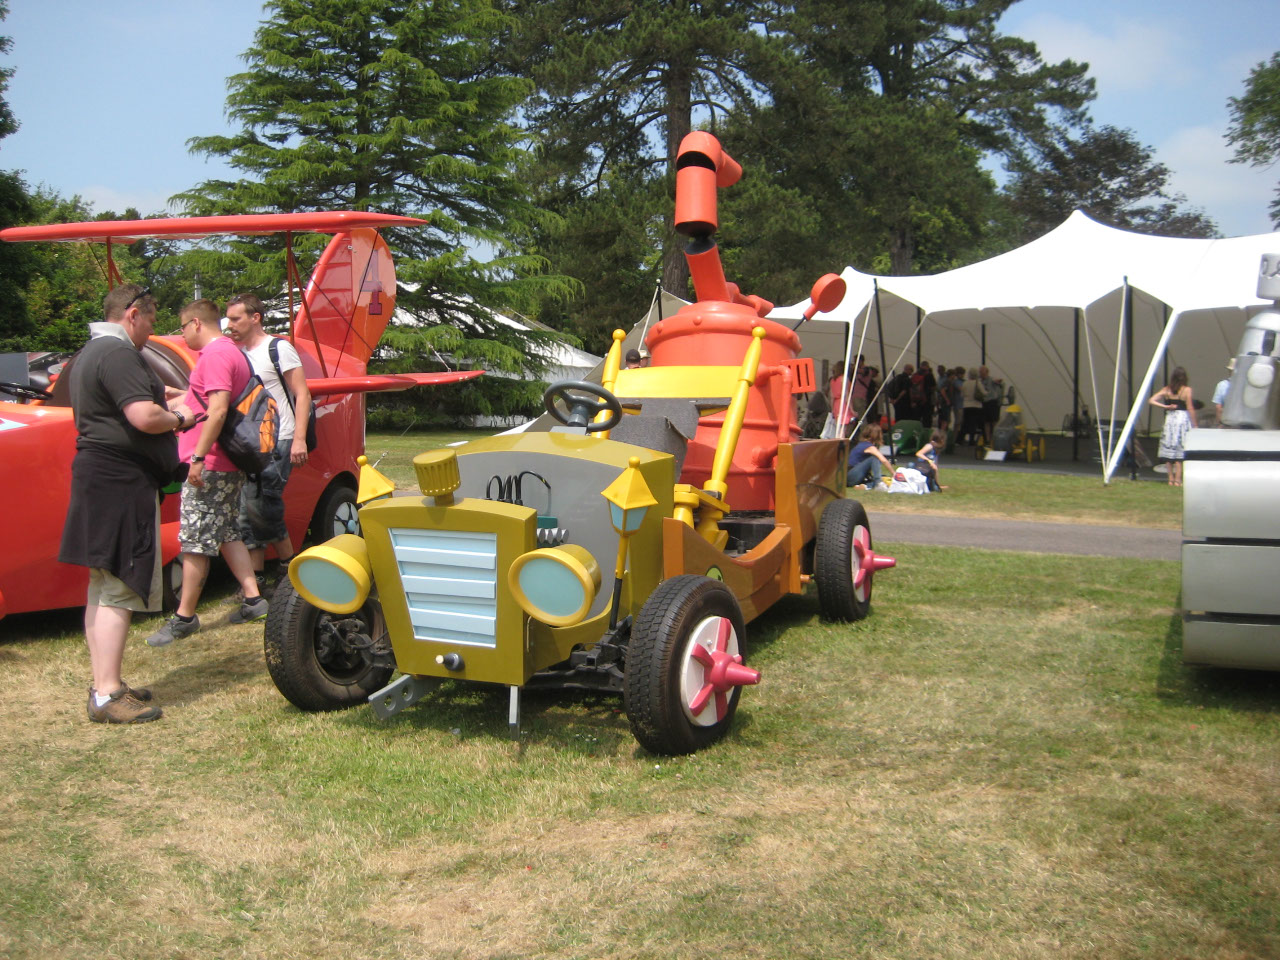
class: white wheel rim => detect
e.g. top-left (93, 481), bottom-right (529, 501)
top-left (851, 523), bottom-right (872, 604)
top-left (679, 614), bottom-right (741, 727)
top-left (332, 501), bottom-right (360, 537)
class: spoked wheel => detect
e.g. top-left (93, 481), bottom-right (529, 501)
top-left (815, 498), bottom-right (895, 622)
top-left (312, 483), bottom-right (359, 541)
top-left (624, 575), bottom-right (759, 755)
top-left (263, 577), bottom-right (394, 711)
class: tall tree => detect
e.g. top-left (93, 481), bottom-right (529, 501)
top-left (1004, 125), bottom-right (1218, 242)
top-left (1226, 51), bottom-right (1280, 227)
top-left (177, 0), bottom-right (571, 377)
top-left (777, 0), bottom-right (1094, 274)
top-left (507, 0), bottom-right (783, 296)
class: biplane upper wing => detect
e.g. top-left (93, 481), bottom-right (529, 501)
top-left (0, 211), bottom-right (431, 378)
top-left (0, 211), bottom-right (426, 243)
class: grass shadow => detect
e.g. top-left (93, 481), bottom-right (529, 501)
top-left (149, 644), bottom-right (270, 705)
top-left (1157, 599), bottom-right (1280, 713)
top-left (0, 605), bottom-right (84, 645)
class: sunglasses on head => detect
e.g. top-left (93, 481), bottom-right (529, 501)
top-left (125, 286), bottom-right (152, 311)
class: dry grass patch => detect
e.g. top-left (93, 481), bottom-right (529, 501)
top-left (2, 547), bottom-right (1278, 959)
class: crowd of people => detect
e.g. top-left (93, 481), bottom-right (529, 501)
top-left (813, 353), bottom-right (1228, 490)
top-left (59, 287), bottom-right (311, 724)
top-left (808, 357), bottom-right (1005, 445)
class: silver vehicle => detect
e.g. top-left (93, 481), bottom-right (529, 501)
top-left (1181, 253), bottom-right (1280, 669)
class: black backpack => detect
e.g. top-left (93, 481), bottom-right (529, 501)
top-left (268, 337), bottom-right (318, 452)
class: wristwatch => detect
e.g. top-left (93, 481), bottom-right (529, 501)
top-left (190, 455), bottom-right (205, 463)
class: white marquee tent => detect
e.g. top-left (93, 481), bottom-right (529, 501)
top-left (773, 211), bottom-right (1280, 481)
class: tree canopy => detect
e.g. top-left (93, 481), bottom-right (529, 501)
top-left (1004, 125), bottom-right (1218, 242)
top-left (1227, 51), bottom-right (1280, 227)
top-left (178, 0), bottom-right (572, 377)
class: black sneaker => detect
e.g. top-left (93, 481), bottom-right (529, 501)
top-left (230, 596), bottom-right (269, 625)
top-left (145, 614), bottom-right (200, 647)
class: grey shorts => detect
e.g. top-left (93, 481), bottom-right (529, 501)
top-left (179, 469), bottom-right (245, 556)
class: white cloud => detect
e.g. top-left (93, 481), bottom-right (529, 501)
top-left (1159, 125), bottom-right (1277, 236)
top-left (1016, 13), bottom-right (1193, 94)
top-left (78, 186), bottom-right (178, 219)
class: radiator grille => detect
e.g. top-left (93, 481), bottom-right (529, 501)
top-left (389, 527), bottom-right (498, 647)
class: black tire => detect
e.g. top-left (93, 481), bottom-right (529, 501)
top-left (815, 498), bottom-right (875, 622)
top-left (263, 577), bottom-right (394, 711)
top-left (311, 482), bottom-right (358, 542)
top-left (624, 575), bottom-right (751, 755)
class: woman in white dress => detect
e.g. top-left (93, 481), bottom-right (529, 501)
top-left (1149, 366), bottom-right (1195, 486)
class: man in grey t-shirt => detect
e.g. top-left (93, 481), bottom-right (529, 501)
top-left (59, 284), bottom-right (193, 723)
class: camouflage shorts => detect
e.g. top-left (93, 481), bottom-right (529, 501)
top-left (179, 469), bottom-right (245, 556)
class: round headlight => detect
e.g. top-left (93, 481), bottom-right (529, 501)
top-left (289, 533), bottom-right (372, 615)
top-left (508, 543), bottom-right (601, 627)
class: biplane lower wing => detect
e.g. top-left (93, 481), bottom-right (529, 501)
top-left (305, 370), bottom-right (483, 399)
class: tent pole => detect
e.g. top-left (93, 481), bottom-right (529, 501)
top-left (1104, 311), bottom-right (1184, 483)
top-left (1126, 283), bottom-right (1137, 481)
top-left (915, 308), bottom-right (922, 367)
top-left (1105, 282), bottom-right (1128, 476)
top-left (1153, 302), bottom-right (1170, 434)
top-left (1073, 309), bottom-right (1081, 462)
top-left (1161, 303), bottom-right (1169, 388)
top-left (981, 323), bottom-right (986, 365)
top-left (873, 280), bottom-right (889, 402)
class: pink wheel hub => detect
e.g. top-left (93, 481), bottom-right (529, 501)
top-left (681, 616), bottom-right (760, 726)
top-left (851, 524), bottom-right (895, 603)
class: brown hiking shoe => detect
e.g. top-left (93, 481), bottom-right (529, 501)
top-left (122, 681), bottom-right (152, 702)
top-left (87, 686), bottom-right (162, 724)
top-left (86, 682), bottom-right (152, 702)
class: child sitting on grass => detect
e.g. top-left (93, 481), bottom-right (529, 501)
top-left (914, 428), bottom-right (947, 492)
top-left (848, 423), bottom-right (894, 489)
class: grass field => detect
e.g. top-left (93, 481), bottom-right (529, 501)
top-left (1, 442), bottom-right (1272, 959)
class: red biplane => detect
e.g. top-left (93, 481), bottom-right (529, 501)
top-left (0, 211), bottom-right (480, 621)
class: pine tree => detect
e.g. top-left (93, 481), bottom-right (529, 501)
top-left (506, 0), bottom-right (784, 297)
top-left (177, 0), bottom-right (573, 378)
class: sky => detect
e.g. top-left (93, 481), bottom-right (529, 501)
top-left (1, 0), bottom-right (1276, 239)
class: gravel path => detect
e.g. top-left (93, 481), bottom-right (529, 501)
top-left (866, 511), bottom-right (1180, 561)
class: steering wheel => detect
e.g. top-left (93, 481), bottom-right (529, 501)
top-left (0, 381), bottom-right (53, 401)
top-left (543, 380), bottom-right (622, 433)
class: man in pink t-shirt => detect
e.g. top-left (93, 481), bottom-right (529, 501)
top-left (145, 300), bottom-right (268, 648)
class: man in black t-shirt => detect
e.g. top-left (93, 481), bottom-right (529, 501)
top-left (58, 284), bottom-right (192, 724)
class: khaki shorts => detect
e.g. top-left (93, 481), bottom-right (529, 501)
top-left (86, 501), bottom-right (163, 612)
